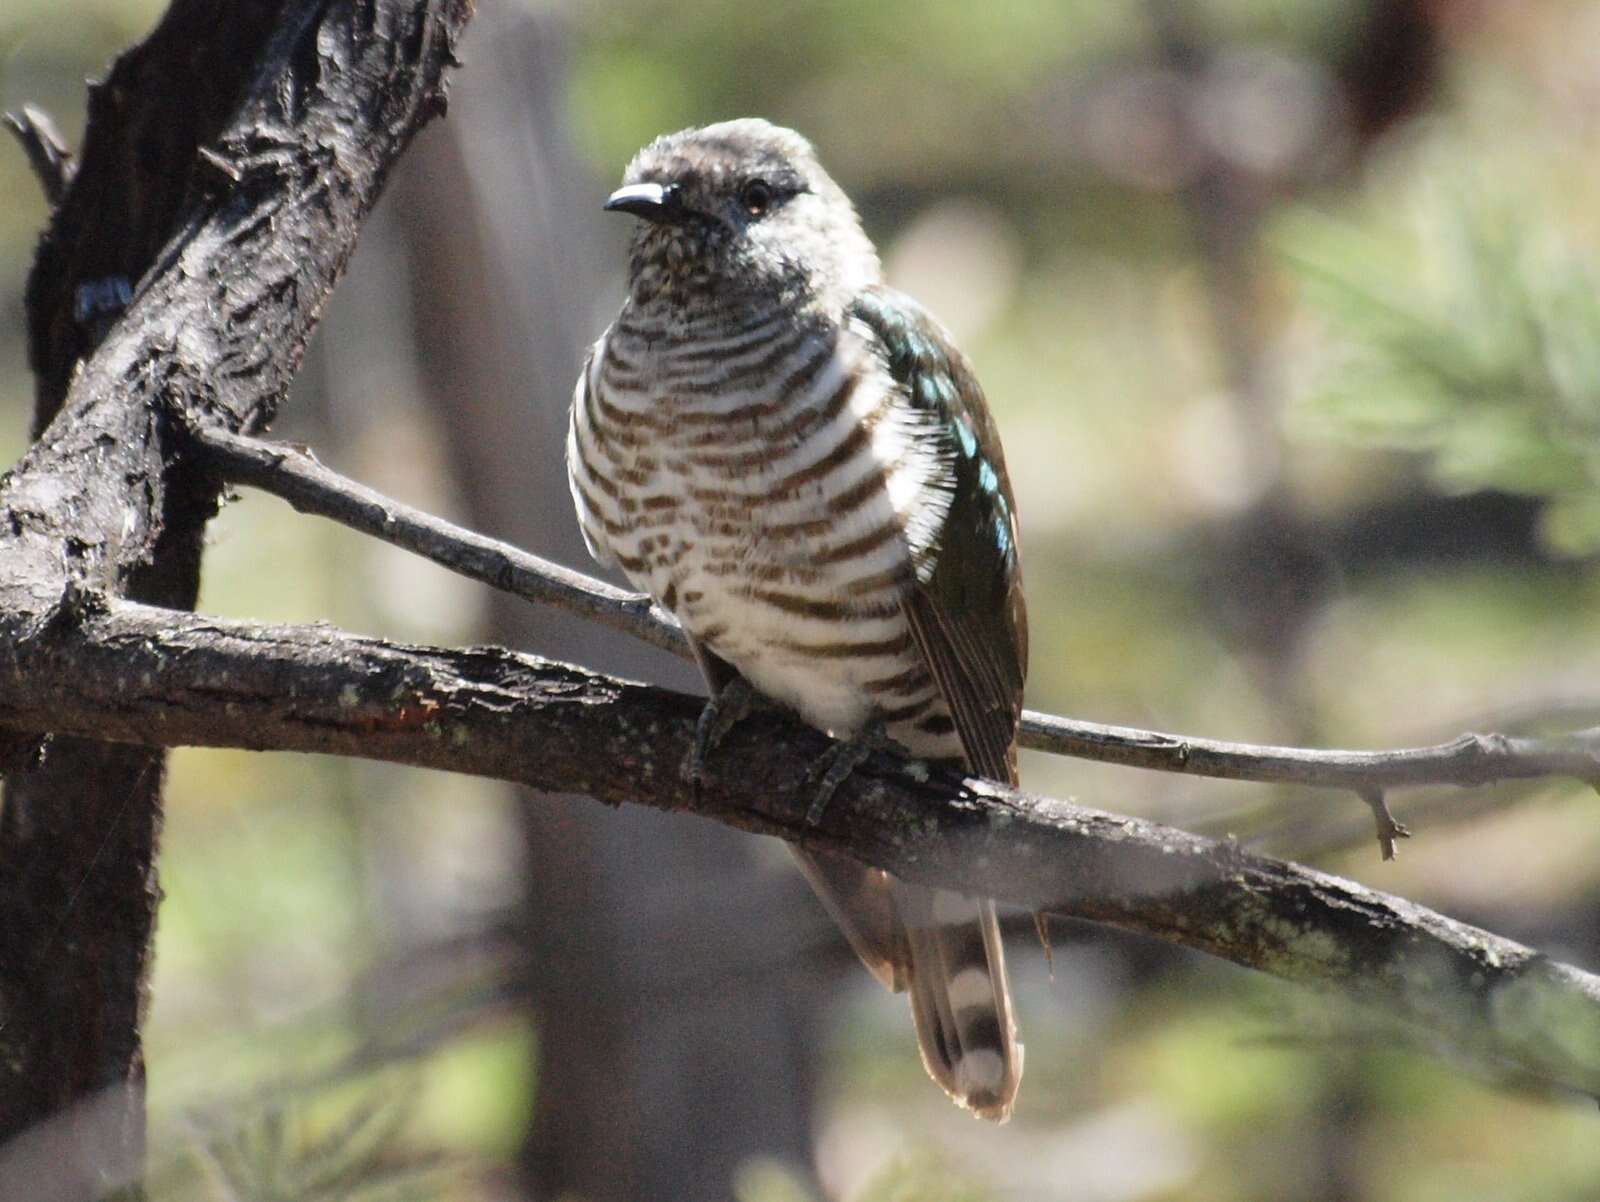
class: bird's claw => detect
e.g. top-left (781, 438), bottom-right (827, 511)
top-left (803, 720), bottom-right (896, 825)
top-left (681, 676), bottom-right (757, 793)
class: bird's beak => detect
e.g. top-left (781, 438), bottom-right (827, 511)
top-left (604, 182), bottom-right (684, 223)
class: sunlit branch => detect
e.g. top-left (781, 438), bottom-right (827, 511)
top-left (191, 420), bottom-right (1600, 853)
top-left (2, 596), bottom-right (1599, 1102)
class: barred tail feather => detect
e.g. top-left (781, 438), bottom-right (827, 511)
top-left (897, 884), bottom-right (1021, 1122)
top-left (794, 851), bottom-right (1021, 1119)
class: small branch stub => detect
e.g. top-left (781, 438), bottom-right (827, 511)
top-left (1359, 788), bottom-right (1410, 861)
top-left (3, 105), bottom-right (74, 205)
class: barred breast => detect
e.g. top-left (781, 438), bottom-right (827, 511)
top-left (566, 303), bottom-right (963, 761)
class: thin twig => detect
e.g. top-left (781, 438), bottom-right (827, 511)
top-left (3, 106), bottom-right (75, 205)
top-left (188, 423), bottom-right (684, 658)
top-left (1021, 712), bottom-right (1600, 791)
top-left (191, 424), bottom-right (1600, 803)
top-left (1359, 788), bottom-right (1410, 862)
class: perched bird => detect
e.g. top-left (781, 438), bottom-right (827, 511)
top-left (567, 119), bottom-right (1027, 1120)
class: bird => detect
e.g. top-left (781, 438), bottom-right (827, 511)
top-left (566, 119), bottom-right (1028, 1120)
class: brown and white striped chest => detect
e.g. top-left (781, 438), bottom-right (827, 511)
top-left (567, 309), bottom-right (960, 752)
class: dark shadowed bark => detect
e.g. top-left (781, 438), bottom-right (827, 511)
top-left (0, 1), bottom-right (471, 1196)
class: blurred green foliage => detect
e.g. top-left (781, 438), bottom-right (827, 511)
top-left (851, 1156), bottom-right (994, 1202)
top-left (1285, 109), bottom-right (1600, 555)
top-left (569, 0), bottom-right (1135, 182)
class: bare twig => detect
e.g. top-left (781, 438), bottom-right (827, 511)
top-left (190, 423), bottom-right (1600, 803)
top-left (1359, 788), bottom-right (1411, 862)
top-left (186, 422), bottom-right (683, 658)
top-left (2, 106), bottom-right (74, 205)
top-left (2, 598), bottom-right (1600, 1101)
top-left (1022, 712), bottom-right (1600, 791)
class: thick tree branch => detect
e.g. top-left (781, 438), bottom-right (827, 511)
top-left (2, 598), bottom-right (1599, 1100)
top-left (190, 423), bottom-right (1600, 805)
top-left (0, 0), bottom-right (472, 1195)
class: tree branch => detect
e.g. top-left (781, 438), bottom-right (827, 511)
top-left (189, 422), bottom-right (1600, 805)
top-left (188, 421), bottom-right (685, 656)
top-left (0, 0), bottom-right (473, 1194)
top-left (2, 598), bottom-right (1599, 1101)
top-left (2, 107), bottom-right (74, 206)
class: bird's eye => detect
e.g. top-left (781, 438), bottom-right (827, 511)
top-left (740, 179), bottom-right (774, 216)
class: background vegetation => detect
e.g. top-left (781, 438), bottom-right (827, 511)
top-left (5, 0), bottom-right (1600, 1198)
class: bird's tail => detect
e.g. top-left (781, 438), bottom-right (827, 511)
top-left (792, 849), bottom-right (1022, 1120)
top-left (896, 883), bottom-right (1022, 1121)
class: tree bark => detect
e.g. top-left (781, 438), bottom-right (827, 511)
top-left (0, 1), bottom-right (471, 1196)
top-left (4, 600), bottom-right (1600, 1104)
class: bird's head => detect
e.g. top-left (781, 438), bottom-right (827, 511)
top-left (606, 119), bottom-right (880, 313)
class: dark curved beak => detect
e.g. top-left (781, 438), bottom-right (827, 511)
top-left (604, 182), bottom-right (684, 223)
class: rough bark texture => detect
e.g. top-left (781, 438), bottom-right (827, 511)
top-left (0, 1), bottom-right (471, 1196)
top-left (4, 599), bottom-right (1600, 1103)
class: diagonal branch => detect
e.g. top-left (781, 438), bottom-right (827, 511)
top-left (186, 421), bottom-right (686, 656)
top-left (189, 422), bottom-right (1600, 800)
top-left (0, 0), bottom-right (474, 1194)
top-left (2, 597), bottom-right (1599, 1101)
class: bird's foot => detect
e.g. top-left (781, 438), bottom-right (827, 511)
top-left (803, 720), bottom-right (897, 826)
top-left (681, 675), bottom-right (759, 793)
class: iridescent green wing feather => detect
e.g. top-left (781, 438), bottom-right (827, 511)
top-left (850, 287), bottom-right (1028, 785)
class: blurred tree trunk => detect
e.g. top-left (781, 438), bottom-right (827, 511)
top-left (1150, 0), bottom-right (1448, 748)
top-left (383, 11), bottom-right (823, 1198)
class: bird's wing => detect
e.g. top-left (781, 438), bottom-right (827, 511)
top-left (850, 287), bottom-right (1028, 784)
